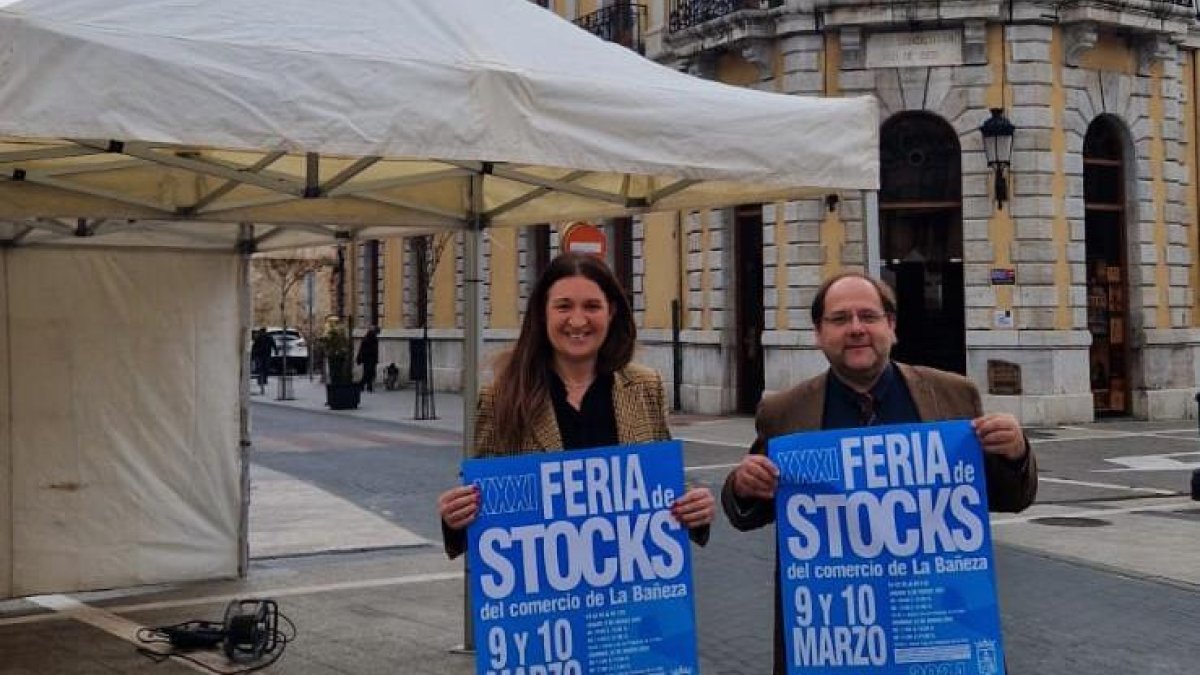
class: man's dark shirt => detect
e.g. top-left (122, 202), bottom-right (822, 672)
top-left (730, 362), bottom-right (924, 519)
top-left (548, 370), bottom-right (618, 450)
top-left (821, 361), bottom-right (1028, 472)
top-left (821, 361), bottom-right (920, 429)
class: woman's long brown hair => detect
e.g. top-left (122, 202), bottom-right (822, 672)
top-left (490, 252), bottom-right (636, 451)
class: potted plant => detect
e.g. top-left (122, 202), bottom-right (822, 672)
top-left (319, 317), bottom-right (360, 410)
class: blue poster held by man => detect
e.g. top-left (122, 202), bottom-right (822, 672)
top-left (463, 440), bottom-right (699, 675)
top-left (769, 420), bottom-right (1005, 675)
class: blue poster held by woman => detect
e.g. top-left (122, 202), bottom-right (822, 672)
top-left (463, 441), bottom-right (699, 675)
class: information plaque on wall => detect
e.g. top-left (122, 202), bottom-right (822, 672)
top-left (990, 268), bottom-right (1016, 285)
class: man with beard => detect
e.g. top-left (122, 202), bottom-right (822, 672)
top-left (721, 271), bottom-right (1038, 675)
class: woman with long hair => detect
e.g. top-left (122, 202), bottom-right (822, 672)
top-left (438, 252), bottom-right (714, 557)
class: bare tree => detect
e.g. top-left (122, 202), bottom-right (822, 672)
top-left (261, 257), bottom-right (330, 331)
top-left (412, 232), bottom-right (455, 418)
top-left (258, 255), bottom-right (332, 395)
top-left (413, 232), bottom-right (456, 329)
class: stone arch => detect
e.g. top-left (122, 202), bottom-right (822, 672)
top-left (878, 110), bottom-right (966, 374)
top-left (1081, 113), bottom-right (1141, 414)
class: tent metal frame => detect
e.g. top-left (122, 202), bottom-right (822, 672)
top-left (0, 140), bottom-right (725, 242)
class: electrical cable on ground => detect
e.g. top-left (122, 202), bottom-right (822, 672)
top-left (135, 598), bottom-right (296, 674)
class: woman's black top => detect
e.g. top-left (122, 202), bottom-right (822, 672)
top-left (547, 370), bottom-right (618, 449)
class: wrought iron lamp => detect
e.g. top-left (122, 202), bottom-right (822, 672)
top-left (979, 108), bottom-right (1015, 209)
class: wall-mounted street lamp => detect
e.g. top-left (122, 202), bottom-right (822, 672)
top-left (980, 108), bottom-right (1016, 210)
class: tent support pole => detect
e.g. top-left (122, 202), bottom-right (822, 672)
top-left (1, 246), bottom-right (12, 597)
top-left (236, 223), bottom-right (254, 578)
top-left (863, 190), bottom-right (880, 277)
top-left (458, 170), bottom-right (486, 653)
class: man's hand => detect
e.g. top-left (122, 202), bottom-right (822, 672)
top-left (671, 486), bottom-right (715, 529)
top-left (438, 485), bottom-right (479, 530)
top-left (972, 413), bottom-right (1027, 462)
top-left (731, 454), bottom-right (780, 500)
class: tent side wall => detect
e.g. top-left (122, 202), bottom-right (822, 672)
top-left (7, 248), bottom-right (242, 596)
top-left (1, 248), bottom-right (10, 598)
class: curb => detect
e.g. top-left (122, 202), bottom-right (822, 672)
top-left (249, 396), bottom-right (466, 440)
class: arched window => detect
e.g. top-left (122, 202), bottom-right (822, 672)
top-left (881, 113), bottom-right (962, 205)
top-left (1083, 115), bottom-right (1129, 415)
top-left (879, 112), bottom-right (965, 374)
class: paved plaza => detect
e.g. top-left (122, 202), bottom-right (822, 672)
top-left (2, 377), bottom-right (1198, 674)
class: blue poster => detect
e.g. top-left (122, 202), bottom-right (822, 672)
top-left (463, 441), bottom-right (699, 675)
top-left (769, 420), bottom-right (1005, 675)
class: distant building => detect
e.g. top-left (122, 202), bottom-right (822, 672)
top-left (345, 0), bottom-right (1200, 425)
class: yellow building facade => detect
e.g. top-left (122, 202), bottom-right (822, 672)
top-left (355, 0), bottom-right (1200, 424)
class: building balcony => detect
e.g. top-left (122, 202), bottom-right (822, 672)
top-left (667, 0), bottom-right (784, 34)
top-left (659, 0), bottom-right (790, 73)
top-left (574, 2), bottom-right (648, 54)
top-left (1056, 0), bottom-right (1195, 36)
top-left (654, 0), bottom-right (1200, 75)
top-left (812, 0), bottom-right (1194, 38)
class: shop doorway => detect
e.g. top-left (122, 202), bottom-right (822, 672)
top-left (1083, 116), bottom-right (1130, 416)
top-left (879, 112), bottom-right (966, 374)
top-left (733, 205), bottom-right (764, 414)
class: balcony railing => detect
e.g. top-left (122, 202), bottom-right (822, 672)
top-left (668, 0), bottom-right (782, 33)
top-left (574, 2), bottom-right (648, 55)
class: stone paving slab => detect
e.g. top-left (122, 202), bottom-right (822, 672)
top-left (0, 550), bottom-right (467, 675)
top-left (992, 496), bottom-right (1200, 587)
top-left (250, 465), bottom-right (428, 559)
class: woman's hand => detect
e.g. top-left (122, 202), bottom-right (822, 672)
top-left (671, 486), bottom-right (715, 529)
top-left (438, 485), bottom-right (480, 530)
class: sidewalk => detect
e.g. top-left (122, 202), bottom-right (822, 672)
top-left (250, 375), bottom-right (467, 436)
top-left (249, 375), bottom-right (753, 443)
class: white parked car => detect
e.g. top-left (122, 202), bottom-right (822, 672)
top-left (265, 327), bottom-right (309, 374)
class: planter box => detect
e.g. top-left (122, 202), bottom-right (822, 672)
top-left (325, 383), bottom-right (361, 410)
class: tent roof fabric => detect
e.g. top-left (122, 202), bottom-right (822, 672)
top-left (0, 0), bottom-right (877, 250)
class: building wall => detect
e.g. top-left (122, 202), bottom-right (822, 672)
top-left (382, 238), bottom-right (404, 329)
top-left (362, 2), bottom-right (1200, 423)
top-left (651, 4), bottom-right (1200, 423)
top-left (490, 227), bottom-right (521, 331)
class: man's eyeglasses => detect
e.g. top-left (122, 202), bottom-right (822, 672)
top-left (821, 310), bottom-right (889, 327)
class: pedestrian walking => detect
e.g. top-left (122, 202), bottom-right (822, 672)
top-left (356, 325), bottom-right (380, 392)
top-left (250, 327), bottom-right (276, 395)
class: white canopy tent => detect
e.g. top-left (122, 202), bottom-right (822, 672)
top-left (0, 0), bottom-right (877, 598)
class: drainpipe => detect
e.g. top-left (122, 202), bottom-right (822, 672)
top-left (674, 211), bottom-right (686, 412)
top-left (672, 299), bottom-right (682, 412)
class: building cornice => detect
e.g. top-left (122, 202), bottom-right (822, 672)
top-left (651, 0), bottom-right (1200, 69)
